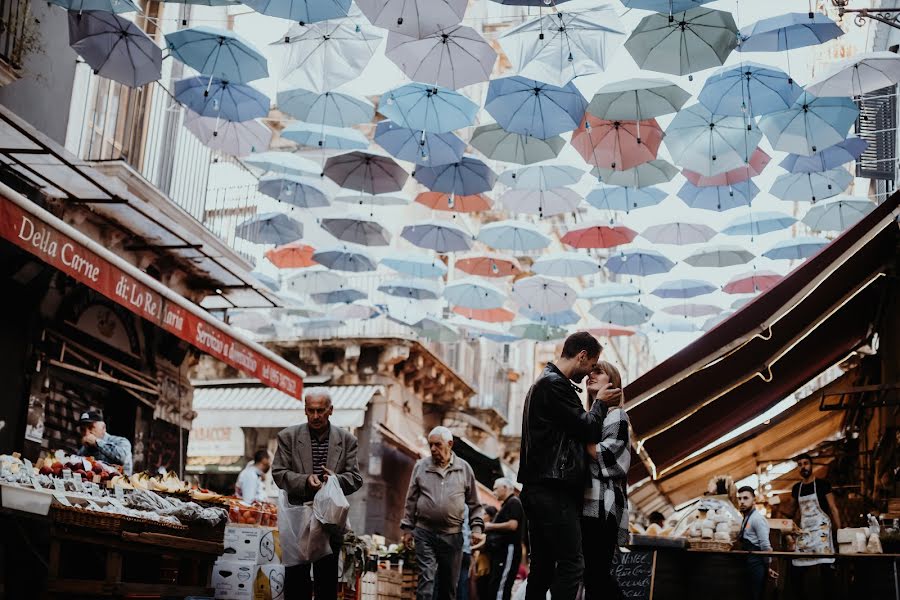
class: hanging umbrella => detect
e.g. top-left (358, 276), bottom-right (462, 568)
top-left (807, 51), bottom-right (900, 97)
top-left (281, 122), bottom-right (369, 150)
top-left (511, 275), bottom-right (577, 315)
top-left (651, 279), bottom-right (717, 299)
top-left (571, 115), bottom-right (664, 171)
top-left (311, 288), bottom-right (367, 305)
top-left (165, 26), bottom-right (267, 83)
top-left (684, 245), bottom-right (755, 267)
top-left (641, 222), bottom-right (716, 245)
top-left (312, 246), bottom-right (377, 272)
top-left (780, 138), bottom-right (868, 174)
top-left (381, 254), bottom-right (447, 279)
top-left (730, 296), bottom-right (755, 309)
top-left (737, 12), bottom-right (843, 52)
top-left (583, 323), bottom-right (637, 337)
top-left (52, 0), bottom-right (139, 12)
top-left (265, 241), bottom-right (316, 269)
top-left (324, 151), bottom-right (408, 194)
top-left (386, 25), bottom-right (497, 90)
top-left (580, 283), bottom-right (641, 300)
top-left (377, 279), bottom-right (442, 300)
top-left (698, 62), bottom-right (802, 117)
top-left (414, 318), bottom-right (461, 342)
top-left (682, 147), bottom-right (771, 187)
top-left (485, 76), bottom-right (587, 139)
top-left (499, 188), bottom-right (583, 217)
top-left (334, 194), bottom-right (410, 207)
top-left (722, 211), bottom-right (797, 236)
top-left (606, 249), bottom-right (675, 276)
top-left (662, 303), bottom-right (722, 318)
top-left (356, 0), bottom-right (466, 38)
top-left (509, 321), bottom-right (568, 342)
top-left (286, 267), bottom-right (347, 294)
top-left (802, 197), bottom-right (876, 232)
top-left (329, 303), bottom-right (380, 320)
top-left (455, 253), bottom-right (523, 278)
top-left (258, 175), bottom-right (330, 207)
top-left (414, 157), bottom-right (497, 196)
top-left (175, 77), bottom-right (269, 122)
top-left (277, 89), bottom-right (374, 127)
top-left (415, 191), bottom-right (492, 213)
top-left (665, 104), bottom-right (761, 176)
top-left (160, 0), bottom-right (239, 5)
top-left (677, 180), bottom-right (759, 211)
top-left (400, 219), bottom-right (472, 252)
top-left (594, 160), bottom-right (678, 188)
top-left (561, 222), bottom-right (638, 249)
top-left (243, 151), bottom-right (320, 177)
top-left (275, 19), bottom-right (383, 93)
top-left (499, 6), bottom-right (626, 87)
top-left (589, 300), bottom-right (652, 326)
top-left (625, 8), bottom-right (738, 77)
top-left (470, 124), bottom-right (564, 165)
top-left (68, 11), bottom-right (161, 88)
top-left (532, 252), bottom-right (601, 278)
top-left (379, 84), bottom-right (479, 135)
top-left (477, 220), bottom-right (551, 252)
top-left (723, 270), bottom-right (783, 294)
top-left (585, 185), bottom-right (666, 213)
top-left (759, 93), bottom-right (859, 156)
top-left (769, 168), bottom-right (853, 203)
top-left (183, 111), bottom-right (272, 156)
top-left (374, 121), bottom-right (465, 167)
top-left (702, 311), bottom-right (734, 330)
top-left (452, 306), bottom-right (516, 323)
top-left (647, 317), bottom-right (703, 333)
top-left (520, 307), bottom-right (581, 327)
top-left (588, 77), bottom-right (690, 120)
top-left (235, 212), bottom-right (304, 245)
top-left (243, 0), bottom-right (349, 23)
top-left (444, 279), bottom-right (507, 310)
top-left (320, 215), bottom-right (391, 246)
top-left (762, 236), bottom-right (828, 260)
top-left (499, 164), bottom-right (583, 190)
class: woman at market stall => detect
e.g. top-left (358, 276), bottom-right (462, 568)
top-left (581, 362), bottom-right (630, 600)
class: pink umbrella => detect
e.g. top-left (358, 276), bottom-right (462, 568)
top-left (561, 222), bottom-right (638, 249)
top-left (452, 306), bottom-right (516, 323)
top-left (455, 253), bottom-right (523, 278)
top-left (571, 115), bottom-right (663, 171)
top-left (682, 148), bottom-right (770, 187)
top-left (415, 191), bottom-right (492, 213)
top-left (723, 270), bottom-right (783, 294)
top-left (583, 323), bottom-right (636, 337)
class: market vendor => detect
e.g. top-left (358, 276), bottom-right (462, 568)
top-left (76, 411), bottom-right (133, 475)
top-left (736, 486), bottom-right (777, 600)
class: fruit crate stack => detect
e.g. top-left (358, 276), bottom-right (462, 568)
top-left (376, 563), bottom-right (403, 600)
top-left (400, 560), bottom-right (418, 600)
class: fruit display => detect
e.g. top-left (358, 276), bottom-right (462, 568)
top-left (227, 499), bottom-right (278, 527)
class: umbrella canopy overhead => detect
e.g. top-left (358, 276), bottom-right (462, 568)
top-left (477, 220), bottom-right (551, 252)
top-left (561, 222), bottom-right (638, 249)
top-left (356, 0), bottom-right (467, 38)
top-left (324, 151), bottom-right (408, 194)
top-left (312, 246), bottom-right (377, 272)
top-left (485, 77), bottom-right (587, 140)
top-left (801, 197), bottom-right (876, 232)
top-left (641, 221), bottom-right (716, 245)
top-left (780, 138), bottom-right (867, 174)
top-left (386, 25), bottom-right (497, 90)
top-left (651, 279), bottom-right (717, 299)
top-left (244, 0), bottom-right (349, 23)
top-left (665, 103), bottom-right (762, 176)
top-left (499, 188), bottom-right (583, 217)
top-left (532, 252), bottom-right (601, 278)
top-left (698, 62), bottom-right (803, 117)
top-left (455, 253), bottom-right (523, 278)
top-left (183, 111), bottom-right (272, 156)
top-left (277, 89), bottom-right (375, 127)
top-left (265, 241), bottom-right (317, 269)
top-left (414, 157), bottom-right (497, 196)
top-left (444, 279), bottom-right (507, 310)
top-left (321, 215), bottom-right (391, 246)
top-left (571, 116), bottom-right (664, 171)
top-left (737, 12), bottom-right (843, 52)
top-left (165, 26), bottom-right (267, 83)
top-left (594, 160), bottom-right (678, 188)
top-left (606, 248), bottom-right (675, 276)
top-left (677, 180), bottom-right (759, 211)
top-left (684, 244), bottom-right (755, 267)
top-left (586, 185), bottom-right (666, 213)
top-left (806, 51), bottom-right (900, 97)
top-left (722, 210), bottom-right (797, 236)
top-left (588, 77), bottom-right (690, 120)
top-left (235, 212), bottom-right (304, 245)
top-left (175, 77), bottom-right (270, 122)
top-left (511, 275), bottom-right (577, 315)
top-left (769, 168), bottom-right (853, 203)
top-left (379, 83), bottom-right (479, 133)
top-left (401, 219), bottom-right (473, 252)
top-left (470, 125), bottom-right (564, 165)
top-left (68, 11), bottom-right (162, 88)
top-left (381, 254), bottom-right (448, 279)
top-left (759, 92), bottom-right (859, 156)
top-left (258, 175), bottom-right (330, 208)
top-left (682, 147), bottom-right (770, 186)
top-left (762, 236), bottom-right (828, 260)
top-left (375, 121), bottom-right (465, 167)
top-left (589, 300), bottom-right (653, 326)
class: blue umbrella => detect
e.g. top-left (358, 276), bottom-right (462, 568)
top-left (281, 122), bottom-right (369, 150)
top-left (235, 212), bottom-right (303, 244)
top-left (165, 26), bottom-right (267, 83)
top-left (51, 0), bottom-right (139, 12)
top-left (606, 249), bottom-right (674, 276)
top-left (377, 279), bottom-right (442, 300)
top-left (509, 321), bottom-right (568, 342)
top-left (277, 89), bottom-right (374, 127)
top-left (311, 288), bottom-right (367, 305)
top-left (381, 254), bottom-right (447, 279)
top-left (414, 157), bottom-right (497, 196)
top-left (589, 300), bottom-right (653, 326)
top-left (580, 283), bottom-right (640, 300)
top-left (586, 185), bottom-right (666, 212)
top-left (485, 76), bottom-right (587, 140)
top-left (722, 210), bottom-right (797, 236)
top-left (401, 220), bottom-right (473, 253)
top-left (651, 279), bottom-right (717, 299)
top-left (622, 0), bottom-right (715, 11)
top-left (759, 92), bottom-right (858, 156)
top-left (374, 121), bottom-right (465, 167)
top-left (258, 175), bottom-right (330, 208)
top-left (312, 246), bottom-right (377, 272)
top-left (779, 138), bottom-right (867, 173)
top-left (243, 0), bottom-right (349, 23)
top-left (737, 12), bottom-right (843, 52)
top-left (498, 165), bottom-right (583, 190)
top-left (378, 83), bottom-right (478, 133)
top-left (444, 279), bottom-right (506, 310)
top-left (769, 168), bottom-right (852, 203)
top-left (678, 180), bottom-right (759, 211)
top-left (251, 271), bottom-right (280, 292)
top-left (477, 220), bottom-right (551, 252)
top-left (763, 236), bottom-right (828, 260)
top-left (520, 307), bottom-right (581, 327)
top-left (698, 62), bottom-right (803, 117)
top-left (175, 77), bottom-right (269, 122)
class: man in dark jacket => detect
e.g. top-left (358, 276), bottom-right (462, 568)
top-left (518, 332), bottom-right (617, 600)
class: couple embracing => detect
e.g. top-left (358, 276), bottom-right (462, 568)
top-left (518, 331), bottom-right (631, 600)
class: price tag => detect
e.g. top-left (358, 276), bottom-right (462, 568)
top-left (72, 473), bottom-right (84, 493)
top-left (82, 458), bottom-right (91, 471)
top-left (53, 479), bottom-right (66, 492)
top-left (53, 493), bottom-right (72, 507)
top-left (114, 484), bottom-right (124, 501)
top-left (62, 469), bottom-right (72, 481)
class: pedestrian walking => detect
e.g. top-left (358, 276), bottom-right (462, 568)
top-left (402, 426), bottom-right (486, 600)
top-left (236, 449), bottom-right (271, 503)
top-left (485, 478), bottom-right (523, 600)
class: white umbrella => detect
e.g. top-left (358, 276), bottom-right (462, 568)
top-left (286, 267), bottom-right (348, 294)
top-left (532, 252), bottom-right (601, 278)
top-left (498, 164), bottom-right (584, 190)
top-left (641, 222), bottom-right (716, 245)
top-left (385, 25), bottom-right (497, 90)
top-left (401, 219), bottom-right (472, 253)
top-left (662, 303), bottom-right (723, 318)
top-left (769, 168), bottom-right (853, 203)
top-left (762, 236), bottom-right (828, 260)
top-left (806, 51), bottom-right (900, 97)
top-left (802, 197), bottom-right (875, 232)
top-left (684, 245), bottom-right (755, 267)
top-left (589, 300), bottom-right (653, 326)
top-left (329, 303), bottom-right (380, 320)
top-left (665, 103), bottom-right (762, 176)
top-left (320, 215), bottom-right (391, 246)
top-left (356, 0), bottom-right (466, 38)
top-left (758, 92), bottom-right (859, 156)
top-left (722, 211), bottom-right (797, 236)
top-left (580, 283), bottom-right (641, 300)
top-left (243, 152), bottom-right (320, 177)
top-left (183, 111), bottom-right (272, 156)
top-left (443, 279), bottom-right (507, 310)
top-left (499, 188), bottom-right (583, 217)
top-left (511, 275), bottom-right (577, 315)
top-left (477, 220), bottom-right (551, 252)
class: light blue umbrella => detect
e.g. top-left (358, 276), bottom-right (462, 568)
top-left (759, 93), bottom-right (858, 156)
top-left (235, 212), bottom-right (303, 244)
top-left (651, 279), bottom-right (717, 299)
top-left (243, 0), bottom-right (349, 23)
top-left (779, 138), bottom-right (867, 173)
top-left (722, 211), bottom-right (797, 236)
top-left (801, 197), bottom-right (875, 232)
top-left (51, 0), bottom-right (139, 13)
top-left (593, 160), bottom-right (678, 188)
top-left (532, 252), bottom-right (600, 278)
top-left (641, 221), bottom-right (716, 245)
top-left (165, 26), bottom-right (268, 83)
top-left (312, 246), bottom-right (377, 272)
top-left (378, 83), bottom-right (478, 133)
top-left (586, 185), bottom-right (666, 213)
top-left (175, 77), bottom-right (269, 122)
top-left (374, 121), bottom-right (465, 167)
top-left (665, 103), bottom-right (762, 177)
top-left (684, 245), bottom-right (754, 267)
top-left (677, 180), bottom-right (759, 211)
top-left (477, 220), bottom-right (551, 252)
top-left (277, 89), bottom-right (374, 127)
top-left (769, 168), bottom-right (853, 203)
top-left (258, 175), bottom-right (329, 207)
top-left (381, 254), bottom-right (448, 279)
top-left (485, 76), bottom-right (587, 140)
top-left (647, 317), bottom-right (703, 333)
top-left (243, 152), bottom-right (320, 177)
top-left (762, 236), bottom-right (828, 260)
top-left (160, 0), bottom-right (238, 6)
top-left (414, 318), bottom-right (461, 342)
top-left (252, 271), bottom-right (280, 292)
top-left (589, 300), bottom-right (653, 326)
top-left (509, 321), bottom-right (568, 342)
top-left (698, 62), bottom-right (803, 117)
top-left (498, 164), bottom-right (583, 190)
top-left (520, 307), bottom-right (580, 327)
top-left (401, 219), bottom-right (472, 252)
top-left (414, 157), bottom-right (497, 196)
top-left (444, 279), bottom-right (506, 310)
top-left (737, 12), bottom-right (843, 52)
top-left (621, 0), bottom-right (715, 12)
top-left (377, 279), bottom-right (442, 300)
top-left (580, 283), bottom-right (640, 300)
top-left (606, 249), bottom-right (674, 276)
top-left (311, 288), bottom-right (367, 305)
top-left (469, 124), bottom-right (564, 165)
top-left (281, 122), bottom-right (368, 150)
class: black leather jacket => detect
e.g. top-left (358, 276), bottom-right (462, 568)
top-left (517, 363), bottom-right (605, 488)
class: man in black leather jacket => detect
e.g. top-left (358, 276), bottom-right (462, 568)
top-left (517, 331), bottom-right (618, 600)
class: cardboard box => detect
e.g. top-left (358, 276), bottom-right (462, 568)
top-left (255, 563), bottom-right (285, 600)
top-left (258, 528), bottom-right (282, 565)
top-left (223, 526), bottom-right (264, 563)
top-left (212, 560), bottom-right (256, 600)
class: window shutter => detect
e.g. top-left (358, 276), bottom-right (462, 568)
top-left (855, 85), bottom-right (896, 182)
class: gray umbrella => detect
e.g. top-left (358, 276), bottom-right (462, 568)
top-left (470, 124), bottom-right (564, 165)
top-left (593, 160), bottom-right (678, 188)
top-left (324, 151), bottom-right (408, 195)
top-left (183, 110), bottom-right (272, 157)
top-left (588, 77), bottom-right (690, 120)
top-left (385, 25), bottom-right (497, 90)
top-left (235, 212), bottom-right (304, 244)
top-left (68, 11), bottom-right (162, 88)
top-left (320, 214), bottom-right (391, 246)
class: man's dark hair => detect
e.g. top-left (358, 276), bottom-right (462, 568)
top-left (253, 449), bottom-right (269, 464)
top-left (737, 486), bottom-right (755, 496)
top-left (795, 453), bottom-right (812, 463)
top-left (648, 511), bottom-right (665, 526)
top-left (560, 331), bottom-right (601, 359)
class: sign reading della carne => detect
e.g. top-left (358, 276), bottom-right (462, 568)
top-left (0, 193), bottom-right (303, 399)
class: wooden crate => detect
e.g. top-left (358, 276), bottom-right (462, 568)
top-left (377, 565), bottom-right (403, 600)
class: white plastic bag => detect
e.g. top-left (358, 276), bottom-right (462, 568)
top-left (278, 490), bottom-right (332, 566)
top-left (313, 475), bottom-right (350, 531)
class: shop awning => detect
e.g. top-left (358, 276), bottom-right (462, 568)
top-left (376, 423), bottom-right (426, 460)
top-left (625, 191), bottom-right (900, 480)
top-left (0, 186), bottom-right (305, 398)
top-left (453, 436), bottom-right (504, 490)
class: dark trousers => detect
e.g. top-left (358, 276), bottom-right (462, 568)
top-left (747, 556), bottom-right (766, 600)
top-left (458, 552), bottom-right (472, 600)
top-left (488, 543), bottom-right (522, 600)
top-left (521, 483), bottom-right (583, 600)
top-left (414, 527), bottom-right (465, 600)
top-left (581, 515), bottom-right (622, 600)
top-left (284, 551), bottom-right (339, 600)
top-left (790, 564), bottom-right (836, 600)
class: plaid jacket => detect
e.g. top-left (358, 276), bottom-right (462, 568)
top-left (583, 407), bottom-right (630, 545)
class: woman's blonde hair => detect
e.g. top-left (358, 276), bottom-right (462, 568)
top-left (593, 360), bottom-right (625, 407)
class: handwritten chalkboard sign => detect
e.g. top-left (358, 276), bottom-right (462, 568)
top-left (611, 549), bottom-right (655, 599)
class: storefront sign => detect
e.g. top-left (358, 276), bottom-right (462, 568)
top-left (187, 425), bottom-right (245, 457)
top-left (0, 195), bottom-right (303, 398)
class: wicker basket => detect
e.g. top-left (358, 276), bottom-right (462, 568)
top-left (120, 514), bottom-right (188, 534)
top-left (51, 505), bottom-right (122, 533)
top-left (688, 539), bottom-right (734, 552)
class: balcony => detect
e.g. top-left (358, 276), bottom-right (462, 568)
top-left (0, 0), bottom-right (32, 84)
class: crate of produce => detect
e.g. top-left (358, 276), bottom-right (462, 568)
top-left (377, 563), bottom-right (403, 600)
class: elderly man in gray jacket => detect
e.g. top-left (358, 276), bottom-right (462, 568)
top-left (402, 426), bottom-right (485, 600)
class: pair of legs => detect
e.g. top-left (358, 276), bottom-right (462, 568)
top-left (488, 543), bottom-right (522, 600)
top-left (581, 514), bottom-right (622, 600)
top-left (414, 527), bottom-right (465, 600)
top-left (521, 484), bottom-right (583, 600)
top-left (284, 551), bottom-right (339, 600)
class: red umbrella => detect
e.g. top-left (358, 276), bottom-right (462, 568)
top-left (571, 115), bottom-right (663, 171)
top-left (452, 306), bottom-right (516, 323)
top-left (265, 241), bottom-right (317, 269)
top-left (583, 323), bottom-right (636, 337)
top-left (415, 191), bottom-right (492, 213)
top-left (682, 148), bottom-right (770, 187)
top-left (455, 253), bottom-right (523, 278)
top-left (723, 270), bottom-right (783, 294)
top-left (561, 222), bottom-right (638, 249)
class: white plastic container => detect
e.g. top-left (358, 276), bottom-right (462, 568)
top-left (0, 483), bottom-right (53, 515)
